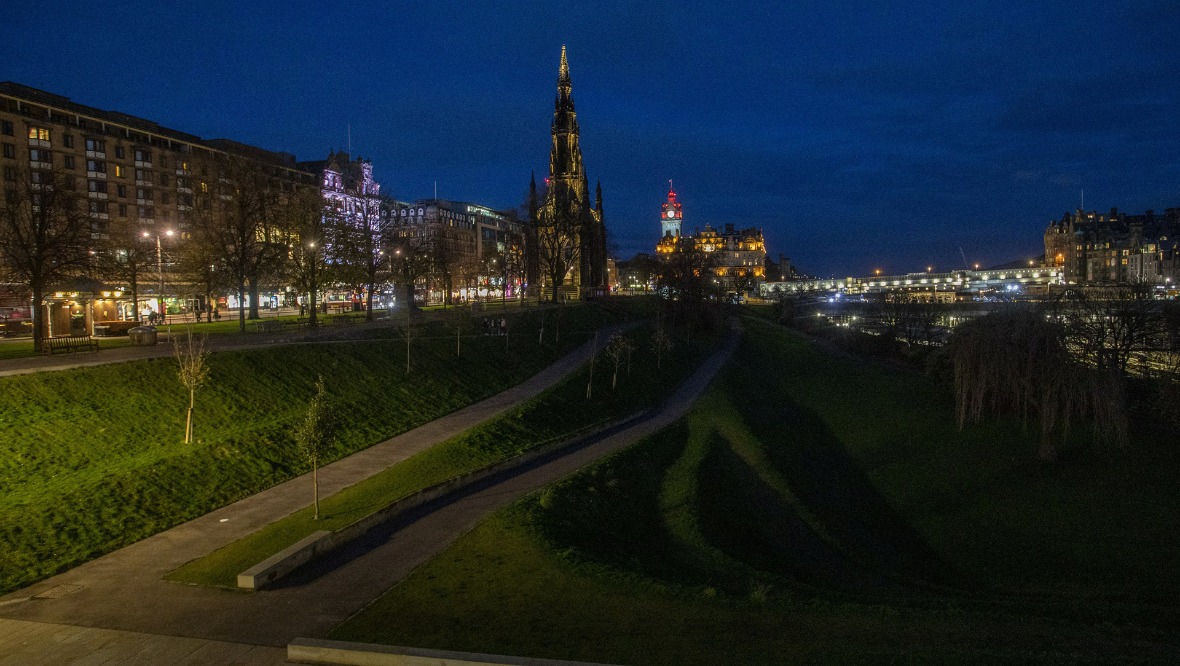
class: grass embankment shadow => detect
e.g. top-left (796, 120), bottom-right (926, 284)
top-left (330, 314), bottom-right (1180, 663)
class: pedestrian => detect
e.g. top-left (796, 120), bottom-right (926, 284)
top-left (213, 308), bottom-right (221, 321)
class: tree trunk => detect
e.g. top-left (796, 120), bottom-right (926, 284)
top-left (247, 281), bottom-right (261, 320)
top-left (185, 387), bottom-right (195, 444)
top-left (309, 287), bottom-right (318, 329)
top-left (313, 462), bottom-right (320, 520)
top-left (131, 276), bottom-right (140, 323)
top-left (405, 336), bottom-right (411, 375)
top-left (237, 281), bottom-right (247, 333)
top-left (32, 283), bottom-right (45, 354)
top-left (456, 326), bottom-right (461, 358)
top-left (365, 280), bottom-right (375, 322)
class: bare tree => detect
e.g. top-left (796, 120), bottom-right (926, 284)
top-left (397, 316), bottom-right (422, 375)
top-left (449, 307), bottom-right (467, 357)
top-left (282, 188), bottom-right (331, 328)
top-left (175, 230), bottom-right (230, 323)
top-left (1055, 284), bottom-right (1165, 375)
top-left (604, 333), bottom-right (636, 390)
top-left (0, 163), bottom-right (92, 352)
top-left (173, 327), bottom-right (210, 444)
top-left (334, 193), bottom-right (387, 320)
top-left (536, 193), bottom-right (584, 303)
top-left (387, 227), bottom-right (433, 312)
top-left (295, 376), bottom-right (334, 520)
top-left (95, 216), bottom-right (154, 323)
top-left (652, 327), bottom-right (674, 370)
top-left (948, 307), bottom-right (1126, 461)
top-left (192, 157), bottom-right (288, 333)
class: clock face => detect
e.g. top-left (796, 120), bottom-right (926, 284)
top-left (667, 210), bottom-right (676, 219)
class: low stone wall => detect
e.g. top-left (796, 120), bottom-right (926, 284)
top-left (239, 412), bottom-right (648, 590)
top-left (287, 638), bottom-right (620, 666)
top-left (236, 530), bottom-right (331, 590)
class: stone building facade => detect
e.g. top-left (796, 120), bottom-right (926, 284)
top-left (1044, 207), bottom-right (1180, 285)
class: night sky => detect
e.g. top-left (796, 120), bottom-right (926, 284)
top-left (5, 1), bottom-right (1179, 276)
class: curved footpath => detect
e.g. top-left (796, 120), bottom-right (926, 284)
top-left (0, 322), bottom-right (738, 665)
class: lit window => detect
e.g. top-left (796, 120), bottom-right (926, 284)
top-left (114, 165), bottom-right (125, 178)
top-left (28, 127), bottom-right (50, 141)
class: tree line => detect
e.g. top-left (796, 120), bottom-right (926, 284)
top-left (1, 157), bottom-right (526, 351)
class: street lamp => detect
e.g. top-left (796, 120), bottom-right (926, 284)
top-left (143, 228), bottom-right (174, 324)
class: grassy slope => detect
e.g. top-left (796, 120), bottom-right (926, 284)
top-left (168, 322), bottom-right (713, 587)
top-left (0, 304), bottom-right (622, 593)
top-left (332, 315), bottom-right (1180, 662)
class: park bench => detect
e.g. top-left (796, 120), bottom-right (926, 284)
top-left (44, 335), bottom-right (100, 355)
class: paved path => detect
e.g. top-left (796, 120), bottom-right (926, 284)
top-left (0, 302), bottom-right (561, 377)
top-left (0, 618), bottom-right (286, 666)
top-left (0, 323), bottom-right (737, 663)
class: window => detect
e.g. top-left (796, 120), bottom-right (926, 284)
top-left (199, 181), bottom-right (208, 193)
top-left (85, 138), bottom-right (105, 152)
top-left (28, 127), bottom-right (50, 141)
top-left (116, 184), bottom-right (127, 197)
top-left (2, 166), bottom-right (14, 181)
top-left (2, 143), bottom-right (13, 159)
top-left (159, 173), bottom-right (169, 186)
top-left (63, 155), bottom-right (75, 169)
top-left (1, 120), bottom-right (12, 136)
top-left (136, 187), bottom-right (150, 200)
top-left (115, 146), bottom-right (125, 159)
top-left (86, 159), bottom-right (105, 173)
top-left (88, 180), bottom-right (107, 193)
top-left (89, 200), bottom-right (107, 214)
top-left (138, 205), bottom-right (154, 219)
top-left (135, 168), bottom-right (146, 181)
top-left (114, 165), bottom-right (125, 178)
top-left (134, 149), bottom-right (151, 162)
top-left (180, 160), bottom-right (190, 171)
top-left (160, 192), bottom-right (170, 205)
top-left (63, 134), bottom-right (74, 148)
top-left (118, 203), bottom-right (127, 217)
top-left (30, 148), bottom-right (52, 163)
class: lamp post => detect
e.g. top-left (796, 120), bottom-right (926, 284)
top-left (144, 228), bottom-right (174, 324)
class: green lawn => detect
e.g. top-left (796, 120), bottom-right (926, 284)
top-left (332, 314), bottom-right (1180, 662)
top-left (0, 303), bottom-right (626, 593)
top-left (168, 322), bottom-right (716, 587)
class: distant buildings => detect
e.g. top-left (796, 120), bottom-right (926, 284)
top-left (386, 198), bottom-right (525, 303)
top-left (654, 183), bottom-right (766, 294)
top-left (1044, 207), bottom-right (1180, 286)
top-left (0, 81), bottom-right (316, 333)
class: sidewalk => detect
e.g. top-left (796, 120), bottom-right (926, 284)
top-left (0, 303), bottom-right (564, 378)
top-left (0, 618), bottom-right (285, 666)
top-left (0, 324), bottom-right (630, 654)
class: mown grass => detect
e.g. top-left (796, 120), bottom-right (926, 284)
top-left (332, 314), bottom-right (1180, 662)
top-left (0, 303), bottom-right (631, 594)
top-left (168, 322), bottom-right (715, 587)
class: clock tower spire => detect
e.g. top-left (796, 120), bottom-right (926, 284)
top-left (661, 179), bottom-right (682, 238)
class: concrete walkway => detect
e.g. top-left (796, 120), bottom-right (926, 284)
top-left (0, 618), bottom-right (286, 666)
top-left (0, 323), bottom-right (738, 663)
top-left (0, 302), bottom-right (562, 377)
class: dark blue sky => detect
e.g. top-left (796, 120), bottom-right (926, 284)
top-left (5, 1), bottom-right (1179, 276)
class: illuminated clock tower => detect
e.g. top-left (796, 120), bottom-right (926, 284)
top-left (661, 180), bottom-right (682, 238)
